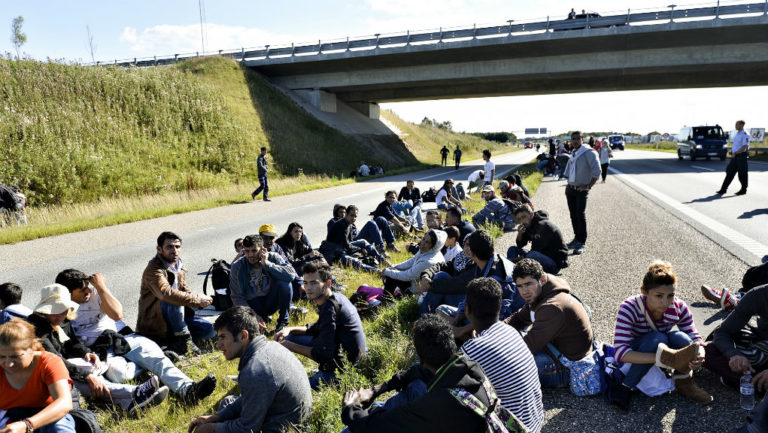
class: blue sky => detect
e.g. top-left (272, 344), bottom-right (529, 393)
top-left (1, 0), bottom-right (765, 135)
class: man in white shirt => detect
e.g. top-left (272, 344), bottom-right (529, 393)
top-left (358, 162), bottom-right (370, 177)
top-left (717, 120), bottom-right (750, 196)
top-left (466, 170), bottom-right (485, 194)
top-left (482, 150), bottom-right (495, 185)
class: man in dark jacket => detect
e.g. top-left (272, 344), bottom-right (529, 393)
top-left (275, 261), bottom-right (367, 390)
top-left (321, 205), bottom-right (386, 273)
top-left (508, 204), bottom-right (569, 274)
top-left (440, 146), bottom-right (449, 166)
top-left (341, 314), bottom-right (490, 433)
top-left (251, 146), bottom-right (270, 201)
top-left (397, 180), bottom-right (422, 206)
top-left (445, 207), bottom-right (475, 247)
top-left (504, 259), bottom-right (592, 388)
top-left (418, 246), bottom-right (475, 316)
top-left (373, 190), bottom-right (410, 235)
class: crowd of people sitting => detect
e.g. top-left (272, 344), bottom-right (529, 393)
top-left (2, 168), bottom-right (767, 433)
top-left (534, 137), bottom-right (613, 183)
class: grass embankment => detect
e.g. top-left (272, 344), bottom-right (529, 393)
top-left (625, 141), bottom-right (677, 153)
top-left (0, 56), bottom-right (507, 243)
top-left (101, 164), bottom-right (540, 433)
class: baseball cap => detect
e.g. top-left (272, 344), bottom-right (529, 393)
top-left (258, 224), bottom-right (277, 237)
top-left (481, 185), bottom-right (494, 193)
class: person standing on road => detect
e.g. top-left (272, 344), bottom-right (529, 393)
top-left (251, 146), bottom-right (271, 202)
top-left (482, 150), bottom-right (495, 186)
top-left (598, 139), bottom-right (613, 183)
top-left (439, 146), bottom-right (449, 167)
top-left (562, 131), bottom-right (600, 255)
top-left (717, 120), bottom-right (750, 196)
top-left (453, 145), bottom-right (462, 170)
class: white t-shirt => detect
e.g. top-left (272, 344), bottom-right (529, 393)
top-left (70, 287), bottom-right (118, 347)
top-left (483, 160), bottom-right (495, 182)
top-left (435, 189), bottom-right (449, 207)
top-left (733, 130), bottom-right (750, 154)
top-left (444, 244), bottom-right (462, 263)
top-left (467, 170), bottom-right (482, 184)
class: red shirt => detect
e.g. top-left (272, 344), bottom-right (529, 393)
top-left (0, 351), bottom-right (71, 410)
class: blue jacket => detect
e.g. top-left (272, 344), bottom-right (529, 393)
top-left (457, 254), bottom-right (524, 319)
top-left (229, 253), bottom-right (296, 307)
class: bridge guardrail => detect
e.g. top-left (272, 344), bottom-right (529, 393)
top-left (94, 1), bottom-right (768, 67)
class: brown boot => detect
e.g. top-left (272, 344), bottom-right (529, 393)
top-left (655, 342), bottom-right (699, 373)
top-left (675, 377), bottom-right (713, 405)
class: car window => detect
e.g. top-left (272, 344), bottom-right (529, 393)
top-left (693, 127), bottom-right (724, 139)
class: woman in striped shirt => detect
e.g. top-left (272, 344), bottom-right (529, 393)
top-left (611, 260), bottom-right (712, 410)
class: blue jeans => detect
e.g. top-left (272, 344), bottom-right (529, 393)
top-left (252, 174), bottom-right (269, 199)
top-left (39, 414), bottom-right (76, 433)
top-left (161, 302), bottom-right (215, 340)
top-left (339, 380), bottom-right (427, 433)
top-left (455, 184), bottom-right (467, 200)
top-left (356, 218), bottom-right (395, 247)
top-left (534, 350), bottom-right (570, 388)
top-left (105, 334), bottom-right (193, 394)
top-left (285, 335), bottom-right (338, 390)
top-left (622, 331), bottom-right (692, 389)
top-left (419, 272), bottom-right (465, 316)
top-left (246, 279), bottom-right (293, 324)
top-left (507, 246), bottom-right (560, 274)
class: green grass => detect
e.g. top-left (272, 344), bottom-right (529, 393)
top-left (625, 141), bottom-right (677, 153)
top-left (99, 168), bottom-right (541, 433)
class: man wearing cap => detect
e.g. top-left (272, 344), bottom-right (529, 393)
top-left (230, 234), bottom-right (297, 333)
top-left (562, 131), bottom-right (600, 255)
top-left (259, 224), bottom-right (289, 261)
top-left (251, 146), bottom-right (271, 202)
top-left (26, 284), bottom-right (169, 416)
top-left (499, 180), bottom-right (530, 206)
top-left (472, 185), bottom-right (515, 231)
top-left (137, 231), bottom-right (215, 355)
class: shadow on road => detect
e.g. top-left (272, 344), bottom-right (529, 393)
top-left (738, 208), bottom-right (768, 219)
top-left (683, 194), bottom-right (738, 204)
top-left (613, 155), bottom-right (768, 175)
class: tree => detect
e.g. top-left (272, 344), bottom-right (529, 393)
top-left (10, 16), bottom-right (26, 60)
top-left (86, 25), bottom-right (97, 63)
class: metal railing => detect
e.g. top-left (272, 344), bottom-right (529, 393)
top-left (96, 1), bottom-right (768, 68)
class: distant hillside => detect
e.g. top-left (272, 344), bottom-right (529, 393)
top-left (1, 56), bottom-right (505, 206)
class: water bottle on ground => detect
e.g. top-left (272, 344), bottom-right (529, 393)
top-left (741, 372), bottom-right (755, 410)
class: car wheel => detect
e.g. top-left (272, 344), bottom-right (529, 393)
top-left (677, 150), bottom-right (683, 160)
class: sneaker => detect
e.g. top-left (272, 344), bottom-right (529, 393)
top-left (700, 285), bottom-right (738, 310)
top-left (566, 239), bottom-right (579, 249)
top-left (129, 377), bottom-right (169, 417)
top-left (573, 244), bottom-right (586, 255)
top-left (162, 350), bottom-right (182, 363)
top-left (183, 374), bottom-right (217, 405)
top-left (290, 305), bottom-right (309, 321)
top-left (263, 198), bottom-right (272, 202)
top-left (165, 333), bottom-right (193, 355)
top-left (735, 190), bottom-right (747, 196)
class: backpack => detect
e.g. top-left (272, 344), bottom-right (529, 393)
top-left (0, 184), bottom-right (19, 211)
top-left (203, 259), bottom-right (233, 311)
top-left (71, 409), bottom-right (103, 433)
top-left (448, 370), bottom-right (530, 432)
top-left (501, 198), bottom-right (522, 215)
top-left (421, 187), bottom-right (437, 202)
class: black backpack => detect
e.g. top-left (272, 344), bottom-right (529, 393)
top-left (0, 184), bottom-right (19, 211)
top-left (421, 187), bottom-right (437, 202)
top-left (501, 198), bottom-right (522, 215)
top-left (203, 259), bottom-right (233, 311)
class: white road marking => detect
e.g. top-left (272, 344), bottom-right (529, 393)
top-left (691, 165), bottom-right (715, 171)
top-left (610, 167), bottom-right (767, 264)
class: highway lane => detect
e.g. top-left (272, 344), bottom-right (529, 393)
top-left (609, 149), bottom-right (767, 264)
top-left (0, 149), bottom-right (536, 326)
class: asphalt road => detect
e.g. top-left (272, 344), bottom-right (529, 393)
top-left (0, 149), bottom-right (535, 326)
top-left (609, 149), bottom-right (767, 265)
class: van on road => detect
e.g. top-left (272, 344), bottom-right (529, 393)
top-left (677, 125), bottom-right (728, 161)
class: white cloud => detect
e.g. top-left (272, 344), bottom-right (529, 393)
top-left (119, 27), bottom-right (137, 43)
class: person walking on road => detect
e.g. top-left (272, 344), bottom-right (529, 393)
top-left (440, 146), bottom-right (449, 166)
top-left (453, 145), bottom-right (462, 170)
top-left (717, 120), bottom-right (750, 196)
top-left (598, 139), bottom-right (613, 183)
top-left (252, 146), bottom-right (271, 202)
top-left (563, 131), bottom-right (600, 255)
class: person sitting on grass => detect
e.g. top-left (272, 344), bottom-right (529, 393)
top-left (27, 284), bottom-right (169, 416)
top-left (137, 231), bottom-right (215, 356)
top-left (328, 204), bottom-right (398, 255)
top-left (259, 224), bottom-right (289, 262)
top-left (275, 261), bottom-right (367, 390)
top-left (397, 180), bottom-right (422, 208)
top-left (341, 314), bottom-right (505, 432)
top-left (381, 229), bottom-right (446, 297)
top-left (233, 237), bottom-right (244, 262)
top-left (276, 222), bottom-right (323, 301)
top-left (461, 277), bottom-right (544, 433)
top-left (610, 260), bottom-right (711, 411)
top-left (188, 306), bottom-right (312, 433)
top-left (471, 185), bottom-right (515, 232)
top-left (418, 233), bottom-right (475, 316)
top-left (444, 207), bottom-right (475, 248)
top-left (57, 269), bottom-right (216, 406)
top-left (229, 234), bottom-right (297, 334)
top-left (0, 318), bottom-right (76, 432)
top-left (0, 282), bottom-right (32, 325)
top-left (499, 180), bottom-right (532, 207)
top-left (435, 179), bottom-right (465, 212)
top-left (321, 205), bottom-right (389, 273)
top-left (507, 204), bottom-right (569, 274)
top-left (442, 226), bottom-right (462, 263)
top-left (373, 190), bottom-right (414, 235)
top-left (504, 259), bottom-right (592, 388)
top-left (425, 210), bottom-right (444, 230)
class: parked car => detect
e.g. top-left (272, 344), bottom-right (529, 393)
top-left (608, 135), bottom-right (625, 151)
top-left (677, 125), bottom-right (728, 161)
top-left (524, 141), bottom-right (533, 149)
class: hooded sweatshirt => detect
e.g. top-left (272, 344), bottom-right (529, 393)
top-left (383, 230), bottom-right (447, 293)
top-left (516, 210), bottom-right (569, 267)
top-left (507, 274), bottom-right (593, 361)
top-left (342, 355), bottom-right (489, 433)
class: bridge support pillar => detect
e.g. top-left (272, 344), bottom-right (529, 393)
top-left (294, 89), bottom-right (337, 113)
top-left (347, 102), bottom-right (380, 119)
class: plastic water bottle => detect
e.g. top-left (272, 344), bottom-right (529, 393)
top-left (741, 372), bottom-right (755, 410)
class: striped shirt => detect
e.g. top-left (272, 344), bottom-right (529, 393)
top-left (613, 295), bottom-right (701, 363)
top-left (460, 321), bottom-right (544, 433)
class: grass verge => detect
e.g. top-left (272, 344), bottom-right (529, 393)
top-left (99, 168), bottom-right (539, 433)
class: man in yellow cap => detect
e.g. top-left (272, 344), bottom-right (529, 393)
top-left (259, 224), bottom-right (288, 261)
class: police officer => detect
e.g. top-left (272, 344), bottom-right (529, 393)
top-left (717, 120), bottom-right (749, 196)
